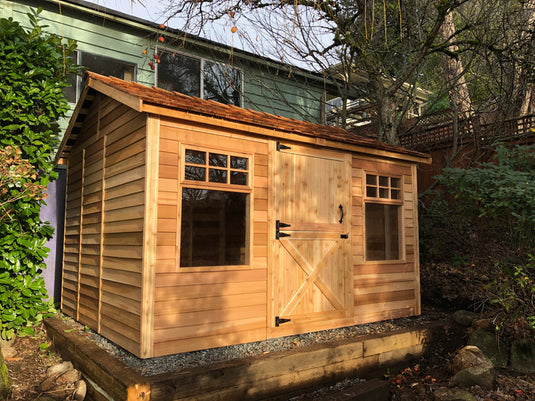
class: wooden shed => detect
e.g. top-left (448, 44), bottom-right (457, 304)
top-left (57, 71), bottom-right (431, 358)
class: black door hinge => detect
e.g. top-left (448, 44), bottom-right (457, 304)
top-left (275, 316), bottom-right (291, 326)
top-left (276, 220), bottom-right (291, 239)
top-left (276, 142), bottom-right (291, 151)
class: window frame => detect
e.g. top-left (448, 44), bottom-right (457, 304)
top-left (156, 47), bottom-right (244, 107)
top-left (363, 172), bottom-right (404, 262)
top-left (178, 145), bottom-right (253, 271)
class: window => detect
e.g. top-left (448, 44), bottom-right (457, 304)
top-left (365, 173), bottom-right (402, 261)
top-left (157, 49), bottom-right (242, 106)
top-left (65, 51), bottom-right (136, 103)
top-left (180, 148), bottom-right (250, 267)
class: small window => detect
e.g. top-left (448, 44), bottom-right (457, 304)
top-left (365, 173), bottom-right (402, 261)
top-left (183, 149), bottom-right (249, 187)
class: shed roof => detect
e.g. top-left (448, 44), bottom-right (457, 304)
top-left (57, 71), bottom-right (431, 165)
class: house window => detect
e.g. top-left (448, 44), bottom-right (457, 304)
top-left (65, 51), bottom-right (136, 103)
top-left (180, 148), bottom-right (250, 267)
top-left (365, 174), bottom-right (402, 261)
top-left (157, 49), bottom-right (242, 106)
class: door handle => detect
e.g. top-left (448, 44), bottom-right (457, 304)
top-left (339, 204), bottom-right (344, 224)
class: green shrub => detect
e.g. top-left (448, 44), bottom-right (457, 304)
top-left (0, 9), bottom-right (77, 340)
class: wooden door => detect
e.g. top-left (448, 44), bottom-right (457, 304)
top-left (271, 142), bottom-right (352, 328)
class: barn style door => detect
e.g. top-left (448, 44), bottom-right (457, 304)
top-left (272, 142), bottom-right (352, 328)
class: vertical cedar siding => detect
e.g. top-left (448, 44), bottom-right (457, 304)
top-left (152, 118), bottom-right (268, 357)
top-left (61, 95), bottom-right (147, 356)
top-left (351, 156), bottom-right (419, 325)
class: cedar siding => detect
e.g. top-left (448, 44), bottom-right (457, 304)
top-left (60, 72), bottom-right (429, 358)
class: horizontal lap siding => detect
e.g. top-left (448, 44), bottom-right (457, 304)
top-left (351, 157), bottom-right (419, 325)
top-left (62, 95), bottom-right (146, 356)
top-left (152, 119), bottom-right (268, 356)
top-left (100, 99), bottom-right (146, 356)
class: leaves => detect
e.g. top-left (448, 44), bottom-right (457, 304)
top-left (0, 10), bottom-right (76, 340)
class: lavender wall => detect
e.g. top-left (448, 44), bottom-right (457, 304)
top-left (41, 166), bottom-right (67, 302)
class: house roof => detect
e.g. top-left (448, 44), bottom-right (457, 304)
top-left (56, 71), bottom-right (431, 165)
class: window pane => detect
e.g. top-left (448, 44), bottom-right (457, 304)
top-left (379, 188), bottom-right (389, 198)
top-left (203, 60), bottom-right (242, 106)
top-left (379, 176), bottom-right (389, 186)
top-left (181, 189), bottom-right (248, 267)
top-left (185, 166), bottom-right (206, 181)
top-left (81, 52), bottom-right (135, 80)
top-left (391, 177), bottom-right (401, 188)
top-left (185, 149), bottom-right (206, 165)
top-left (158, 51), bottom-right (201, 97)
top-left (209, 153), bottom-right (227, 167)
top-left (231, 156), bottom-right (248, 170)
top-left (366, 186), bottom-right (377, 197)
top-left (366, 174), bottom-right (376, 185)
top-left (391, 189), bottom-right (400, 199)
top-left (209, 168), bottom-right (227, 183)
top-left (230, 171), bottom-right (247, 185)
top-left (365, 203), bottom-right (399, 261)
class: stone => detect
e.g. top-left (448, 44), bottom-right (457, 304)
top-left (0, 346), bottom-right (16, 360)
top-left (453, 310), bottom-right (477, 327)
top-left (0, 347), bottom-right (10, 400)
top-left (451, 365), bottom-right (495, 390)
top-left (450, 346), bottom-right (494, 375)
top-left (510, 339), bottom-right (535, 373)
top-left (472, 318), bottom-right (494, 331)
top-left (468, 330), bottom-right (508, 368)
top-left (433, 387), bottom-right (477, 401)
top-left (46, 361), bottom-right (74, 378)
top-left (56, 368), bottom-right (81, 385)
top-left (73, 379), bottom-right (87, 401)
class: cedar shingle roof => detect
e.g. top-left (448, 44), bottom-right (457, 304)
top-left (57, 71), bottom-right (430, 164)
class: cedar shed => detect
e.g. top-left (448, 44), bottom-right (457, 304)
top-left (57, 72), bottom-right (431, 358)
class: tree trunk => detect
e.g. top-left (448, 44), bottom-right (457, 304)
top-left (519, 0), bottom-right (535, 115)
top-left (0, 347), bottom-right (10, 400)
top-left (441, 12), bottom-right (472, 117)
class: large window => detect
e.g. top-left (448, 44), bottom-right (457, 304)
top-left (364, 173), bottom-right (402, 261)
top-left (65, 51), bottom-right (136, 103)
top-left (157, 49), bottom-right (242, 106)
top-left (180, 148), bottom-right (250, 267)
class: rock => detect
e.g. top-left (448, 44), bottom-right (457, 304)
top-left (451, 365), bottom-right (495, 390)
top-left (0, 347), bottom-right (10, 400)
top-left (46, 361), bottom-right (74, 378)
top-left (38, 376), bottom-right (57, 392)
top-left (73, 379), bottom-right (87, 401)
top-left (433, 387), bottom-right (477, 401)
top-left (453, 310), bottom-right (477, 327)
top-left (56, 368), bottom-right (81, 385)
top-left (468, 330), bottom-right (508, 368)
top-left (472, 318), bottom-right (494, 331)
top-left (450, 346), bottom-right (494, 375)
top-left (510, 339), bottom-right (535, 373)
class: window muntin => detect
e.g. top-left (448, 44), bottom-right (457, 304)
top-left (180, 147), bottom-right (251, 268)
top-left (183, 149), bottom-right (249, 187)
top-left (157, 48), bottom-right (242, 106)
top-left (366, 174), bottom-right (401, 200)
top-left (365, 173), bottom-right (402, 261)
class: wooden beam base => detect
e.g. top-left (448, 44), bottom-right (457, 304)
top-left (45, 317), bottom-right (457, 401)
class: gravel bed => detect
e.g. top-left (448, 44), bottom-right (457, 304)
top-left (59, 310), bottom-right (448, 377)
